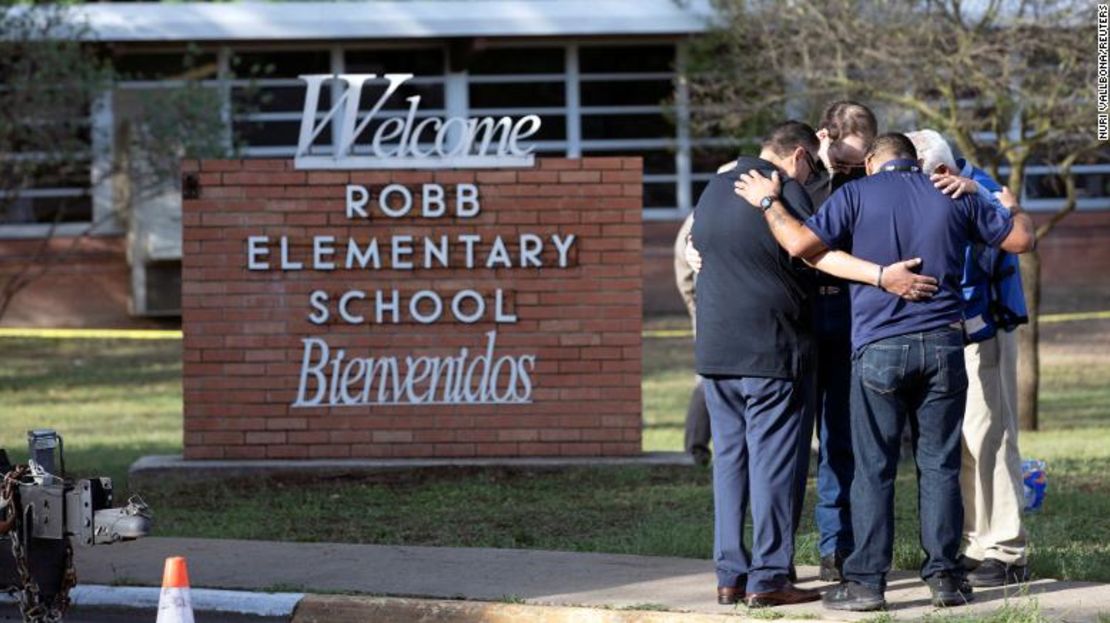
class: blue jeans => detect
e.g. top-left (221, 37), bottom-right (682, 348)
top-left (842, 327), bottom-right (968, 591)
top-left (814, 336), bottom-right (854, 558)
top-left (706, 375), bottom-right (807, 594)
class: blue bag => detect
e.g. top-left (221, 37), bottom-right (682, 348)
top-left (1022, 459), bottom-right (1047, 512)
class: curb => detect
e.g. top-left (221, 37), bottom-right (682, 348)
top-left (291, 595), bottom-right (825, 623)
top-left (0, 585), bottom-right (304, 617)
top-left (129, 452), bottom-right (695, 485)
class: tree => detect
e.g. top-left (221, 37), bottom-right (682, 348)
top-left (687, 0), bottom-right (1101, 430)
top-left (0, 5), bottom-right (110, 318)
top-left (0, 5), bottom-right (232, 320)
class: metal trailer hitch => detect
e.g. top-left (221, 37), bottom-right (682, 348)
top-left (1, 429), bottom-right (153, 622)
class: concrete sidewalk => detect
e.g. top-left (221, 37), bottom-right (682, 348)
top-left (74, 537), bottom-right (1110, 621)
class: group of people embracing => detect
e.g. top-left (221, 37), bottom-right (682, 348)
top-left (679, 102), bottom-right (1035, 611)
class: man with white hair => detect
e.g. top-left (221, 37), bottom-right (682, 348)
top-left (734, 132), bottom-right (1035, 610)
top-left (906, 129), bottom-right (1031, 588)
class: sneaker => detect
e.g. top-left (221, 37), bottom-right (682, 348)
top-left (926, 573), bottom-right (974, 608)
top-left (967, 558), bottom-right (1031, 587)
top-left (819, 552), bottom-right (846, 582)
top-left (822, 581), bottom-right (885, 612)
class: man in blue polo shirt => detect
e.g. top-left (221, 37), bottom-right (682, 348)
top-left (693, 122), bottom-right (939, 610)
top-left (733, 133), bottom-right (1035, 611)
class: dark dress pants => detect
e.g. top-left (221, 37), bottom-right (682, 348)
top-left (705, 375), bottom-right (808, 593)
top-left (813, 336), bottom-right (854, 558)
top-left (684, 376), bottom-right (712, 460)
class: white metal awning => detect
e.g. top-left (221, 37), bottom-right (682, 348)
top-left (64, 1), bottom-right (714, 43)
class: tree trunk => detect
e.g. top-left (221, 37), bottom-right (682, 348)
top-left (1016, 249), bottom-right (1040, 431)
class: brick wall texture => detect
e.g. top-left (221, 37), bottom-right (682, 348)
top-left (180, 157), bottom-right (644, 460)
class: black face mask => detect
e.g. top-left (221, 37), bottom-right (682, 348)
top-left (831, 166), bottom-right (867, 191)
top-left (804, 168), bottom-right (832, 206)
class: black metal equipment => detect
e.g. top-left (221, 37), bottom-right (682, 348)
top-left (1, 430), bottom-right (153, 622)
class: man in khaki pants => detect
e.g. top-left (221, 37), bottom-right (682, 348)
top-left (674, 213), bottom-right (712, 465)
top-left (962, 328), bottom-right (1028, 585)
top-left (907, 130), bottom-right (1031, 587)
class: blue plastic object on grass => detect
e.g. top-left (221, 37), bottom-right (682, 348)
top-left (1022, 459), bottom-right (1047, 512)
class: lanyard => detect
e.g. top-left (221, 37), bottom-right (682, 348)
top-left (882, 165), bottom-right (921, 173)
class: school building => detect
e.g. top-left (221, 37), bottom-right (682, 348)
top-left (1, 0), bottom-right (1106, 328)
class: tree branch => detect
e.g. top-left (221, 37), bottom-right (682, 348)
top-left (1035, 146), bottom-right (1100, 241)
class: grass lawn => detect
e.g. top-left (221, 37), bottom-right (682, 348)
top-left (0, 320), bottom-right (1107, 585)
top-left (0, 337), bottom-right (181, 484)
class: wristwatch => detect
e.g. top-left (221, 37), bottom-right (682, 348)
top-left (759, 196), bottom-right (778, 212)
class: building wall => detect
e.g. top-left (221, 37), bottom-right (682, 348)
top-left (641, 211), bottom-right (1110, 316)
top-left (0, 236), bottom-right (149, 329)
top-left (181, 157), bottom-right (643, 460)
top-left (6, 38), bottom-right (1108, 327)
top-left (2, 208), bottom-right (1108, 329)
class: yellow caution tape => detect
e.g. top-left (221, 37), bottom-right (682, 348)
top-left (0, 309), bottom-right (1106, 341)
top-left (1039, 310), bottom-right (1110, 324)
top-left (642, 329), bottom-right (695, 339)
top-left (0, 328), bottom-right (182, 340)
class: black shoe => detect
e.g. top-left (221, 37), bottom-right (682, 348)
top-left (746, 582), bottom-right (821, 608)
top-left (691, 449), bottom-right (711, 467)
top-left (823, 581), bottom-right (885, 612)
top-left (926, 573), bottom-right (974, 608)
top-left (958, 555), bottom-right (982, 572)
top-left (819, 552), bottom-right (846, 582)
top-left (967, 558), bottom-right (1030, 587)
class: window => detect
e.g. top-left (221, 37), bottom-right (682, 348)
top-left (345, 48), bottom-right (445, 75)
top-left (231, 50), bottom-right (330, 156)
top-left (1023, 166), bottom-right (1110, 209)
top-left (0, 170), bottom-right (92, 226)
top-left (467, 47), bottom-right (566, 152)
top-left (0, 95), bottom-right (98, 235)
top-left (114, 51), bottom-right (219, 81)
top-left (577, 44), bottom-right (680, 215)
top-left (469, 47), bottom-right (564, 75)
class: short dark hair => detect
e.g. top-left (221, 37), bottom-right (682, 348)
top-left (820, 101), bottom-right (878, 143)
top-left (762, 120), bottom-right (819, 159)
top-left (866, 132), bottom-right (918, 163)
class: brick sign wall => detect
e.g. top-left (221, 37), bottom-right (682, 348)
top-left (181, 157), bottom-right (643, 460)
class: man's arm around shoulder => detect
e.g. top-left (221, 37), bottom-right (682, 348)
top-left (732, 169), bottom-right (939, 300)
top-left (994, 188), bottom-right (1035, 254)
top-left (733, 170), bottom-right (827, 259)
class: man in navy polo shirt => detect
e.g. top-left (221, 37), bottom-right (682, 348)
top-left (733, 133), bottom-right (1035, 611)
top-left (693, 122), bottom-right (939, 609)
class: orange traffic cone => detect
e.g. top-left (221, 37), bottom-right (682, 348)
top-left (156, 557), bottom-right (195, 623)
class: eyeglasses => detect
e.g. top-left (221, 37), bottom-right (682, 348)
top-left (801, 149), bottom-right (824, 183)
top-left (832, 161), bottom-right (866, 175)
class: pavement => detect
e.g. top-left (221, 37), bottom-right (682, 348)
top-left (63, 537), bottom-right (1110, 622)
